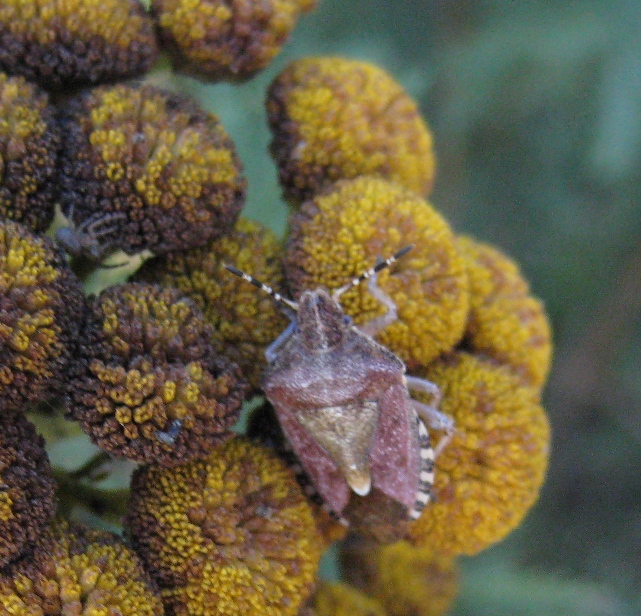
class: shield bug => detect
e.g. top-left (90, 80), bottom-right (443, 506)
top-left (225, 247), bottom-right (454, 520)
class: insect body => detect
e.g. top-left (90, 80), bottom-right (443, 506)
top-left (226, 248), bottom-right (453, 520)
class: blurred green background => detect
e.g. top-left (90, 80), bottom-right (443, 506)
top-left (153, 1), bottom-right (641, 614)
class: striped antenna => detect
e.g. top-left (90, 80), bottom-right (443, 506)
top-left (332, 245), bottom-right (414, 301)
top-left (224, 264), bottom-right (299, 311)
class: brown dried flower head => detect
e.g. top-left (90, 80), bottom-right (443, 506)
top-left (153, 0), bottom-right (317, 80)
top-left (137, 217), bottom-right (287, 392)
top-left (0, 221), bottom-right (85, 412)
top-left (58, 83), bottom-right (245, 262)
top-left (66, 283), bottom-right (247, 466)
top-left (0, 0), bottom-right (158, 90)
top-left (0, 73), bottom-right (59, 233)
top-left (0, 520), bottom-right (163, 616)
top-left (0, 412), bottom-right (56, 569)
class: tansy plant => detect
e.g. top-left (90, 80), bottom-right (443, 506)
top-left (0, 2), bottom-right (551, 615)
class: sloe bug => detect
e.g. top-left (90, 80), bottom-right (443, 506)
top-left (226, 247), bottom-right (454, 520)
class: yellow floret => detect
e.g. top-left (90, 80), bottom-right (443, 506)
top-left (408, 352), bottom-right (551, 555)
top-left (268, 57), bottom-right (435, 203)
top-left (343, 539), bottom-right (459, 616)
top-left (457, 235), bottom-right (553, 391)
top-left (311, 581), bottom-right (387, 616)
top-left (285, 176), bottom-right (469, 368)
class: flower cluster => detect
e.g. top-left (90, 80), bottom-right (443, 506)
top-left (0, 1), bottom-right (552, 615)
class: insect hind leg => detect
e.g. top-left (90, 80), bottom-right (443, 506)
top-left (408, 417), bottom-right (434, 520)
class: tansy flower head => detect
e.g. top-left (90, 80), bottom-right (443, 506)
top-left (66, 283), bottom-right (247, 466)
top-left (285, 176), bottom-right (469, 369)
top-left (0, 0), bottom-right (158, 90)
top-left (457, 235), bottom-right (552, 391)
top-left (308, 581), bottom-right (387, 616)
top-left (125, 437), bottom-right (323, 616)
top-left (267, 57), bottom-right (435, 205)
top-left (0, 412), bottom-right (56, 569)
top-left (57, 83), bottom-right (246, 262)
top-left (137, 217), bottom-right (287, 392)
top-left (0, 221), bottom-right (85, 412)
top-left (342, 538), bottom-right (459, 616)
top-left (153, 0), bottom-right (317, 80)
top-left (0, 519), bottom-right (163, 616)
top-left (0, 73), bottom-right (59, 233)
top-left (408, 352), bottom-right (550, 555)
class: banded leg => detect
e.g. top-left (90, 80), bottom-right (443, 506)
top-left (408, 416), bottom-right (434, 520)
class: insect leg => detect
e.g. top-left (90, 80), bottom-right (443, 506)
top-left (408, 416), bottom-right (434, 520)
top-left (357, 271), bottom-right (399, 336)
top-left (265, 319), bottom-right (297, 363)
top-left (407, 376), bottom-right (454, 457)
top-left (405, 375), bottom-right (442, 407)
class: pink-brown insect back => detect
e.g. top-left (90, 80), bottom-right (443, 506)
top-left (226, 247), bottom-right (454, 524)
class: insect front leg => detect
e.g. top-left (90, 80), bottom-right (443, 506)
top-left (406, 375), bottom-right (455, 457)
top-left (265, 319), bottom-right (297, 363)
top-left (358, 271), bottom-right (398, 337)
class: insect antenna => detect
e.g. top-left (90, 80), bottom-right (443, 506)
top-left (332, 244), bottom-right (414, 301)
top-left (224, 264), bottom-right (299, 312)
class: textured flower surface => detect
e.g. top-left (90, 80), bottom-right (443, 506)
top-left (267, 57), bottom-right (435, 204)
top-left (285, 175), bottom-right (469, 369)
top-left (0, 73), bottom-right (59, 233)
top-left (0, 0), bottom-right (157, 89)
top-left (458, 235), bottom-right (552, 391)
top-left (66, 283), bottom-right (247, 466)
top-left (0, 520), bottom-right (163, 616)
top-left (126, 437), bottom-right (322, 616)
top-left (408, 352), bottom-right (550, 555)
top-left (342, 538), bottom-right (458, 616)
top-left (153, 0), bottom-right (316, 80)
top-left (0, 221), bottom-right (85, 412)
top-left (137, 217), bottom-right (287, 392)
top-left (0, 412), bottom-right (56, 569)
top-left (58, 83), bottom-right (246, 261)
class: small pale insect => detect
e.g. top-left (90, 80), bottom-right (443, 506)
top-left (55, 210), bottom-right (127, 261)
top-left (226, 247), bottom-right (453, 520)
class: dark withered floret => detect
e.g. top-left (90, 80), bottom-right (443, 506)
top-left (0, 412), bottom-right (56, 569)
top-left (57, 83), bottom-right (246, 262)
top-left (152, 0), bottom-right (317, 80)
top-left (0, 0), bottom-right (158, 90)
top-left (0, 73), bottom-right (59, 233)
top-left (136, 217), bottom-right (287, 392)
top-left (0, 221), bottom-right (85, 412)
top-left (0, 520), bottom-right (163, 615)
top-left (66, 282), bottom-right (247, 466)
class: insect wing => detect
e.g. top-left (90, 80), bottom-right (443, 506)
top-left (369, 381), bottom-right (421, 512)
top-left (275, 399), bottom-right (352, 515)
